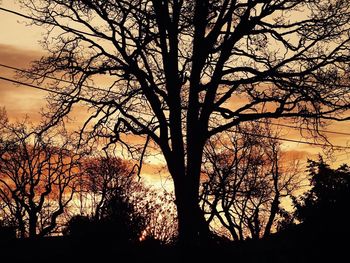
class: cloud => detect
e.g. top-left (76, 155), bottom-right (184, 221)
top-left (0, 44), bottom-right (42, 68)
top-left (0, 44), bottom-right (45, 122)
top-left (281, 149), bottom-right (311, 162)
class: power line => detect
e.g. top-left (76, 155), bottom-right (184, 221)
top-left (0, 75), bottom-right (101, 106)
top-left (335, 156), bottom-right (350, 164)
top-left (238, 131), bottom-right (350, 150)
top-left (0, 75), bottom-right (66, 96)
top-left (2, 63), bottom-right (350, 136)
top-left (304, 151), bottom-right (350, 161)
top-left (0, 6), bottom-right (98, 38)
top-left (2, 5), bottom-right (350, 131)
top-left (255, 120), bottom-right (350, 137)
top-left (333, 152), bottom-right (350, 160)
top-left (1, 6), bottom-right (348, 164)
top-left (298, 152), bottom-right (350, 167)
top-left (0, 63), bottom-right (121, 96)
top-left (1, 75), bottom-right (350, 150)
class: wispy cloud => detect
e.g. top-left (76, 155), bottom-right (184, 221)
top-left (0, 44), bottom-right (44, 122)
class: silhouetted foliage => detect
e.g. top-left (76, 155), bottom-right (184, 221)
top-left (18, 0), bottom-right (350, 245)
top-left (139, 189), bottom-right (178, 245)
top-left (293, 158), bottom-right (350, 227)
top-left (101, 188), bottom-right (148, 242)
top-left (0, 220), bottom-right (15, 241)
top-left (79, 155), bottom-right (133, 219)
top-left (65, 189), bottom-right (146, 243)
top-left (63, 215), bottom-right (92, 237)
top-left (65, 187), bottom-right (176, 244)
top-left (74, 155), bottom-right (178, 244)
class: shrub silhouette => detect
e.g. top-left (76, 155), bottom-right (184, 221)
top-left (64, 188), bottom-right (147, 243)
top-left (63, 215), bottom-right (93, 237)
top-left (0, 221), bottom-right (16, 241)
top-left (294, 158), bottom-right (350, 229)
top-left (98, 188), bottom-right (147, 242)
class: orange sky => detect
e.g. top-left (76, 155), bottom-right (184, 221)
top-left (0, 0), bottom-right (349, 179)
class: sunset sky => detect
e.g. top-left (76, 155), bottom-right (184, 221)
top-left (0, 0), bottom-right (349, 178)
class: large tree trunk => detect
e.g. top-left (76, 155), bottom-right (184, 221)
top-left (28, 213), bottom-right (37, 238)
top-left (173, 177), bottom-right (210, 247)
top-left (174, 180), bottom-right (200, 246)
top-left (170, 137), bottom-right (210, 247)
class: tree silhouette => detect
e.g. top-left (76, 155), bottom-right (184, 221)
top-left (18, 0), bottom-right (350, 245)
top-left (0, 112), bottom-right (85, 238)
top-left (201, 122), bottom-right (301, 240)
top-left (293, 158), bottom-right (350, 227)
top-left (79, 155), bottom-right (133, 219)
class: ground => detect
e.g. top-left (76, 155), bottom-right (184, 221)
top-left (1, 223), bottom-right (348, 263)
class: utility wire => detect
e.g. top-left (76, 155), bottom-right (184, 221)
top-left (0, 63), bottom-right (121, 96)
top-left (0, 7), bottom-right (98, 38)
top-left (0, 75), bottom-right (66, 96)
top-left (255, 120), bottom-right (350, 137)
top-left (1, 6), bottom-right (349, 164)
top-left (238, 131), bottom-right (350, 150)
top-left (2, 4), bottom-right (350, 134)
top-left (297, 152), bottom-right (350, 167)
top-left (1, 75), bottom-right (350, 150)
top-left (2, 63), bottom-right (350, 137)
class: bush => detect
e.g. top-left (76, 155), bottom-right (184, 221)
top-left (0, 221), bottom-right (16, 241)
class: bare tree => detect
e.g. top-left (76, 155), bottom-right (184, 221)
top-left (201, 123), bottom-right (302, 240)
top-left (17, 0), bottom-right (350, 245)
top-left (0, 115), bottom-right (84, 238)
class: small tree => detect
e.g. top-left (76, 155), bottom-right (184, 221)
top-left (99, 184), bottom-right (178, 244)
top-left (80, 155), bottom-right (133, 219)
top-left (97, 184), bottom-right (149, 243)
top-left (201, 122), bottom-right (302, 240)
top-left (0, 114), bottom-right (84, 238)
